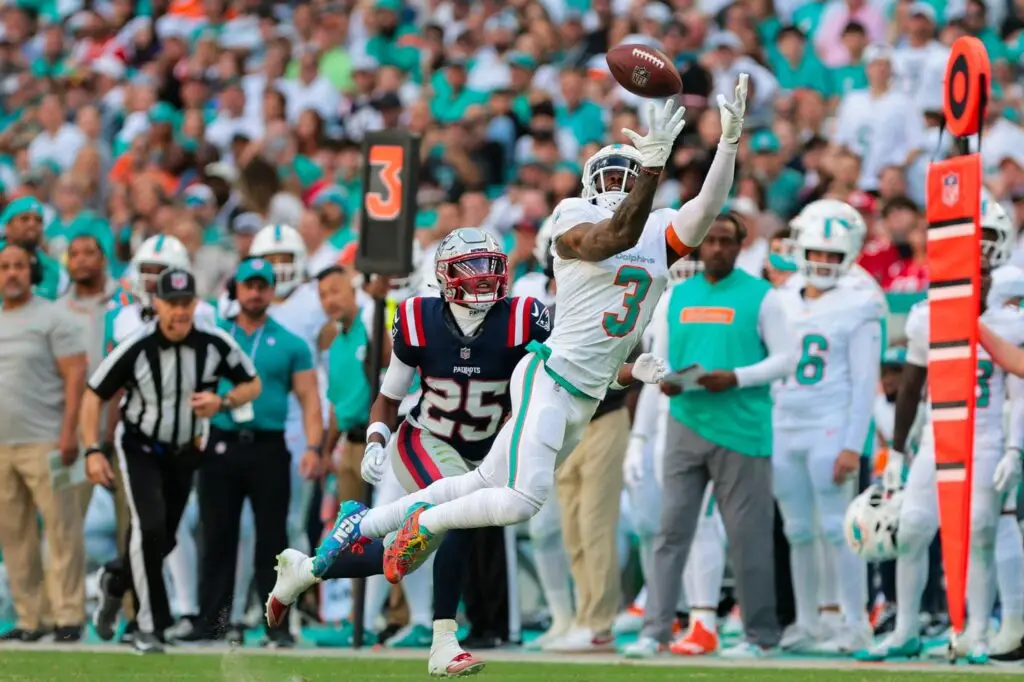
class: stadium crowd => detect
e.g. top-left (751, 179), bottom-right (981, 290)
top-left (1, 0), bottom-right (1024, 669)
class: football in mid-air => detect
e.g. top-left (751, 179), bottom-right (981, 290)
top-left (606, 44), bottom-right (682, 98)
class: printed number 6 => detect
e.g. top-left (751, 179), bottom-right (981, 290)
top-left (365, 145), bottom-right (404, 221)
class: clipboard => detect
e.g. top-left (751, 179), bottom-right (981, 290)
top-left (49, 450), bottom-right (87, 491)
top-left (661, 363), bottom-right (708, 392)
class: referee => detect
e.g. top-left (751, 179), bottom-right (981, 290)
top-left (79, 268), bottom-right (261, 654)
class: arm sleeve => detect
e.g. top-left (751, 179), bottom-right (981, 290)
top-left (734, 289), bottom-right (798, 387)
top-left (49, 306), bottom-right (87, 359)
top-left (650, 299), bottom-right (669, 365)
top-left (88, 336), bottom-right (140, 400)
top-left (630, 381), bottom-right (662, 441)
top-left (390, 304), bottom-right (419, 366)
top-left (380, 351), bottom-right (417, 401)
top-left (667, 141), bottom-right (738, 254)
top-left (1007, 373), bottom-right (1024, 452)
top-left (213, 329), bottom-right (258, 384)
top-left (904, 304), bottom-right (929, 368)
top-left (842, 319), bottom-right (883, 452)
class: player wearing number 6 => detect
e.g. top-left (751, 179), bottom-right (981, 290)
top-left (772, 216), bottom-right (885, 655)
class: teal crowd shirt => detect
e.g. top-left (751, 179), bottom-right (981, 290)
top-left (211, 316), bottom-right (314, 432)
top-left (327, 309), bottom-right (372, 433)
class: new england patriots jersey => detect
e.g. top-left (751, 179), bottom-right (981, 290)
top-left (392, 295), bottom-right (551, 462)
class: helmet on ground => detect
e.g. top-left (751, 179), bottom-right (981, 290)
top-left (980, 190), bottom-right (1013, 270)
top-left (844, 484), bottom-right (902, 562)
top-left (794, 213), bottom-right (858, 290)
top-left (581, 144), bottom-right (644, 212)
top-left (128, 235), bottom-right (191, 303)
top-left (249, 224), bottom-right (307, 297)
top-left (434, 227), bottom-right (508, 311)
top-left (790, 199), bottom-right (868, 254)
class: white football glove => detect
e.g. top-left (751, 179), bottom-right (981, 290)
top-left (623, 436), bottom-right (647, 488)
top-left (717, 73), bottom-right (748, 144)
top-left (360, 441), bottom-right (388, 485)
top-left (631, 353), bottom-right (667, 384)
top-left (993, 448), bottom-right (1023, 493)
top-left (621, 99), bottom-right (687, 168)
top-left (882, 449), bottom-right (906, 493)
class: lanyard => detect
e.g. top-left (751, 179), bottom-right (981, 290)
top-left (231, 323), bottom-right (265, 361)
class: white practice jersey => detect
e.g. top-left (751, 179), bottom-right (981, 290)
top-left (112, 300), bottom-right (217, 347)
top-left (269, 280), bottom-right (329, 426)
top-left (545, 198), bottom-right (674, 400)
top-left (906, 301), bottom-right (1024, 451)
top-left (774, 285), bottom-right (885, 430)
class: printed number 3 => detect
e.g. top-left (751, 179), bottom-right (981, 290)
top-left (795, 333), bottom-right (828, 386)
top-left (603, 266), bottom-right (653, 337)
top-left (365, 145), bottom-right (404, 221)
top-left (977, 359), bottom-right (993, 408)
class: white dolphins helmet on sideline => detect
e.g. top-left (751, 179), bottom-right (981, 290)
top-left (128, 234), bottom-right (191, 303)
top-left (793, 213), bottom-right (859, 290)
top-left (980, 190), bottom-right (1014, 270)
top-left (249, 224), bottom-right (308, 297)
top-left (790, 199), bottom-right (868, 254)
top-left (581, 144), bottom-right (645, 212)
top-left (844, 484), bottom-right (903, 562)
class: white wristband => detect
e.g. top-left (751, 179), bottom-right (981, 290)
top-left (367, 422), bottom-right (392, 444)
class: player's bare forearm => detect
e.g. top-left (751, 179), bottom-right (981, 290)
top-left (325, 410), bottom-right (342, 455)
top-left (892, 362), bottom-right (927, 455)
top-left (556, 171), bottom-right (661, 262)
top-left (102, 388), bottom-right (123, 443)
top-left (80, 390), bottom-right (103, 447)
top-left (616, 363), bottom-right (637, 387)
top-left (980, 321), bottom-right (1024, 376)
top-left (368, 394), bottom-right (401, 446)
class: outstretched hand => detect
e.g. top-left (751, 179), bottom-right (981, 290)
top-left (621, 99), bottom-right (687, 168)
top-left (717, 73), bottom-right (748, 143)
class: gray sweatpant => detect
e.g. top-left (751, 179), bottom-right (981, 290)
top-left (640, 419), bottom-right (781, 648)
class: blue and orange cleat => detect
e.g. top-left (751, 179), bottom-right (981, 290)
top-left (312, 500), bottom-right (370, 578)
top-left (384, 502), bottom-right (436, 584)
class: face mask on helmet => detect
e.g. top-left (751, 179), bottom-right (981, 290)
top-left (133, 263), bottom-right (168, 302)
top-left (583, 154), bottom-right (641, 211)
top-left (798, 248), bottom-right (849, 290)
top-left (263, 253), bottom-right (298, 289)
top-left (980, 223), bottom-right (1012, 270)
top-left (844, 484), bottom-right (902, 562)
top-left (437, 252), bottom-right (508, 311)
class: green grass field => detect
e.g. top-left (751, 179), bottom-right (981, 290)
top-left (0, 651), bottom-right (1018, 682)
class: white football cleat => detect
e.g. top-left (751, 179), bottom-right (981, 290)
top-left (524, 618), bottom-right (572, 651)
top-left (542, 627), bottom-right (615, 653)
top-left (621, 636), bottom-right (664, 659)
top-left (265, 549), bottom-right (317, 628)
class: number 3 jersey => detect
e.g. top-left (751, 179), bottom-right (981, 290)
top-left (905, 300), bottom-right (1024, 452)
top-left (773, 285), bottom-right (885, 432)
top-left (391, 295), bottom-right (551, 462)
top-left (545, 197), bottom-right (675, 400)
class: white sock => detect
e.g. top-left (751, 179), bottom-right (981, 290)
top-left (360, 470), bottom-right (490, 537)
top-left (418, 487), bottom-right (539, 533)
top-left (363, 574), bottom-right (392, 632)
top-left (893, 528), bottom-right (930, 640)
top-left (230, 503), bottom-right (257, 624)
top-left (789, 540), bottom-right (821, 631)
top-left (402, 551), bottom-right (435, 627)
top-left (634, 586), bottom-right (648, 610)
top-left (166, 520), bottom-right (199, 617)
top-left (690, 607), bottom-right (718, 632)
top-left (684, 522), bottom-right (725, 613)
top-left (830, 540), bottom-right (869, 628)
top-left (996, 515), bottom-right (1024, 623)
top-left (431, 618), bottom-right (461, 655)
top-left (531, 530), bottom-right (573, 627)
top-left (817, 535), bottom-right (838, 615)
top-left (966, 529), bottom-right (997, 642)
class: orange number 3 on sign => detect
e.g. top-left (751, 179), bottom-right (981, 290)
top-left (365, 145), bottom-right (404, 221)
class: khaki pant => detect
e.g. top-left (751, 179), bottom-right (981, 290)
top-left (555, 408), bottom-right (630, 633)
top-left (0, 443), bottom-right (86, 629)
top-left (336, 438), bottom-right (365, 503)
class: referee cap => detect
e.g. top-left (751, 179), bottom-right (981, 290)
top-left (156, 268), bottom-right (197, 301)
top-left (236, 258), bottom-right (276, 286)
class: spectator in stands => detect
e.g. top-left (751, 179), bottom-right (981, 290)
top-left (879, 197), bottom-right (928, 292)
top-left (0, 242), bottom-right (88, 642)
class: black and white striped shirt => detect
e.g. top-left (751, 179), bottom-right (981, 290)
top-left (88, 320), bottom-right (257, 447)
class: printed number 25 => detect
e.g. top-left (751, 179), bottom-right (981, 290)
top-left (365, 145), bottom-right (404, 221)
top-left (603, 266), bottom-right (652, 337)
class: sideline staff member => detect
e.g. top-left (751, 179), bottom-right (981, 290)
top-left (80, 268), bottom-right (261, 654)
top-left (189, 258), bottom-right (322, 647)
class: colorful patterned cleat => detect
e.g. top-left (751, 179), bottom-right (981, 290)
top-left (384, 502), bottom-right (436, 584)
top-left (852, 635), bottom-right (922, 661)
top-left (312, 500), bottom-right (370, 578)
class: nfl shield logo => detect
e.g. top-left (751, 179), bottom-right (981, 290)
top-left (171, 272), bottom-right (188, 290)
top-left (942, 173), bottom-right (960, 207)
top-left (460, 347), bottom-right (471, 360)
top-left (631, 66), bottom-right (650, 88)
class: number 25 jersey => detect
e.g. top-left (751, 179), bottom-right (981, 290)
top-left (545, 197), bottom-right (674, 400)
top-left (391, 295), bottom-right (551, 463)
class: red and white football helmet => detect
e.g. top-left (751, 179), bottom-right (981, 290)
top-left (433, 227), bottom-right (508, 311)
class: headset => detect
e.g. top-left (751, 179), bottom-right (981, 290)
top-left (226, 255), bottom-right (265, 301)
top-left (0, 240), bottom-right (44, 285)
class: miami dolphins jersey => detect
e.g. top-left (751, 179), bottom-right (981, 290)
top-left (774, 285), bottom-right (885, 430)
top-left (545, 198), bottom-right (674, 400)
top-left (906, 301), bottom-right (1024, 450)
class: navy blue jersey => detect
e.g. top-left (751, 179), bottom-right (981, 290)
top-left (391, 296), bottom-right (551, 462)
